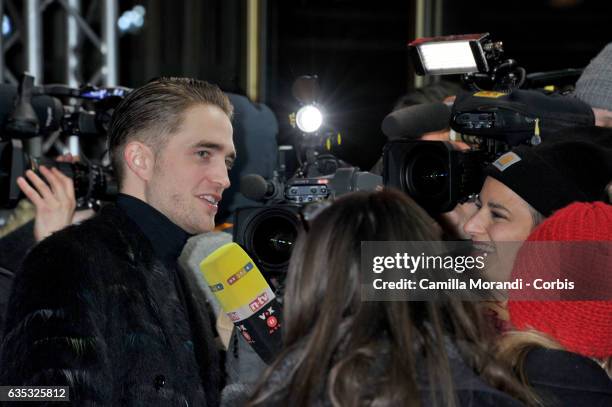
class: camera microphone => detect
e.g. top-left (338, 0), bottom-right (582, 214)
top-left (240, 173), bottom-right (284, 202)
top-left (200, 242), bottom-right (283, 364)
top-left (381, 102), bottom-right (451, 140)
top-left (0, 84), bottom-right (64, 138)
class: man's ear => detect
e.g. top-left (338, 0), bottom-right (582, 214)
top-left (123, 141), bottom-right (155, 181)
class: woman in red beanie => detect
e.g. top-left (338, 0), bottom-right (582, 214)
top-left (498, 201), bottom-right (612, 406)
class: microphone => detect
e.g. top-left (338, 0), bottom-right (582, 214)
top-left (0, 84), bottom-right (64, 136)
top-left (179, 231), bottom-right (233, 318)
top-left (240, 173), bottom-right (284, 202)
top-left (381, 102), bottom-right (451, 140)
top-left (200, 242), bottom-right (282, 364)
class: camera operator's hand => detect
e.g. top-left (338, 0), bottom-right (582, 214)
top-left (17, 166), bottom-right (76, 242)
top-left (437, 200), bottom-right (478, 240)
top-left (16, 154), bottom-right (95, 242)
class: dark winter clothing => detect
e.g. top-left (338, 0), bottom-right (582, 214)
top-left (524, 348), bottom-right (612, 407)
top-left (0, 199), bottom-right (221, 406)
top-left (222, 342), bottom-right (526, 407)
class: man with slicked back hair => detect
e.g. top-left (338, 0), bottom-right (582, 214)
top-left (0, 77), bottom-right (237, 406)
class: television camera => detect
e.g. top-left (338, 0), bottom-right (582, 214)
top-left (383, 33), bottom-right (594, 213)
top-left (0, 74), bottom-right (128, 209)
top-left (234, 76), bottom-right (382, 279)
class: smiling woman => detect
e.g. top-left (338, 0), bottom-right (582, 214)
top-left (464, 127), bottom-right (612, 246)
top-left (464, 177), bottom-right (538, 244)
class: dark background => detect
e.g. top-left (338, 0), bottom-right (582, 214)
top-left (8, 0), bottom-right (611, 170)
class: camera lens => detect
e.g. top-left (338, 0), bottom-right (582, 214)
top-left (247, 208), bottom-right (300, 273)
top-left (403, 149), bottom-right (449, 198)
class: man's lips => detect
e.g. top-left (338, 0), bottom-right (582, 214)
top-left (197, 193), bottom-right (221, 208)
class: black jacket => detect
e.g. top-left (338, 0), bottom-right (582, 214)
top-left (524, 348), bottom-right (612, 407)
top-left (0, 220), bottom-right (36, 274)
top-left (0, 221), bottom-right (36, 335)
top-left (0, 205), bottom-right (221, 406)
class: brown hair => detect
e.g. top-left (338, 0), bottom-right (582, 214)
top-left (107, 77), bottom-right (233, 185)
top-left (248, 189), bottom-right (536, 407)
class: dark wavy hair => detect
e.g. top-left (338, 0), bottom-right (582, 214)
top-left (247, 189), bottom-right (535, 407)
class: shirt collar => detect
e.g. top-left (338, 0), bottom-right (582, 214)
top-left (116, 193), bottom-right (191, 267)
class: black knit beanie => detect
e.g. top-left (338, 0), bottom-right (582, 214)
top-left (484, 126), bottom-right (612, 217)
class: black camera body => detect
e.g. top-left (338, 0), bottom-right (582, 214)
top-left (0, 139), bottom-right (117, 208)
top-left (284, 177), bottom-right (330, 203)
top-left (0, 74), bottom-right (126, 209)
top-left (383, 88), bottom-right (595, 213)
top-left (234, 163), bottom-right (382, 278)
top-left (450, 90), bottom-right (594, 145)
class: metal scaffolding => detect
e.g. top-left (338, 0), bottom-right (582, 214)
top-left (0, 0), bottom-right (119, 86)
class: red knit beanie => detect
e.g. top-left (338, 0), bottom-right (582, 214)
top-left (508, 201), bottom-right (612, 358)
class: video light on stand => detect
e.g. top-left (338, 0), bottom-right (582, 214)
top-left (295, 104), bottom-right (323, 133)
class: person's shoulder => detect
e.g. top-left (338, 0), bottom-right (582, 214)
top-left (21, 205), bottom-right (132, 280)
top-left (453, 388), bottom-right (526, 407)
top-left (441, 352), bottom-right (526, 407)
top-left (524, 347), bottom-right (612, 390)
top-left (37, 204), bottom-right (130, 251)
top-left (523, 347), bottom-right (612, 406)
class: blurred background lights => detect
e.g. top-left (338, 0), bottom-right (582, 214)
top-left (2, 14), bottom-right (12, 37)
top-left (117, 5), bottom-right (146, 34)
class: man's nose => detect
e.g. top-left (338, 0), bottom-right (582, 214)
top-left (209, 161), bottom-right (231, 190)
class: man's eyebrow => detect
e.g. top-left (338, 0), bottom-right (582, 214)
top-left (487, 201), bottom-right (510, 213)
top-left (191, 141), bottom-right (236, 160)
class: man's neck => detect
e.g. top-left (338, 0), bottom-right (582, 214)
top-left (115, 194), bottom-right (190, 267)
top-left (119, 183), bottom-right (147, 204)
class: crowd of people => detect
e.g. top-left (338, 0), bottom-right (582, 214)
top-left (0, 42), bottom-right (610, 406)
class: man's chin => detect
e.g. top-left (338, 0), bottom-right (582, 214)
top-left (192, 219), bottom-right (215, 235)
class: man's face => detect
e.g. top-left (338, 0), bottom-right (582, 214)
top-left (463, 176), bottom-right (535, 244)
top-left (145, 104), bottom-right (235, 234)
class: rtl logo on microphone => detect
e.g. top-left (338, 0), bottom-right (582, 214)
top-left (227, 261), bottom-right (254, 285)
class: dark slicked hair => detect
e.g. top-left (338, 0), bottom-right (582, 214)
top-left (108, 77), bottom-right (233, 185)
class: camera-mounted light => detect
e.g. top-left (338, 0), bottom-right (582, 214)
top-left (295, 104), bottom-right (323, 133)
top-left (409, 33), bottom-right (492, 76)
top-left (410, 33), bottom-right (525, 91)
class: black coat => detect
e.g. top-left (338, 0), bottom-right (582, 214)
top-left (0, 205), bottom-right (221, 406)
top-left (0, 221), bottom-right (36, 335)
top-left (524, 348), bottom-right (612, 407)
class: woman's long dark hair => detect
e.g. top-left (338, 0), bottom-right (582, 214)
top-left (248, 190), bottom-right (534, 407)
